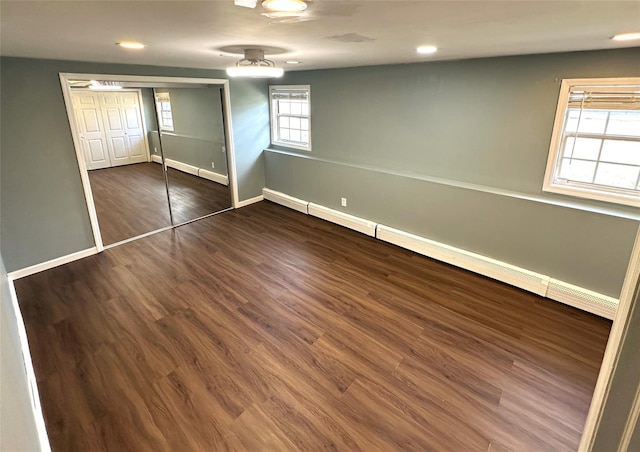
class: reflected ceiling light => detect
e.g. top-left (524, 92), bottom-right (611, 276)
top-left (262, 0), bottom-right (307, 12)
top-left (285, 60), bottom-right (301, 64)
top-left (116, 41), bottom-right (146, 49)
top-left (417, 45), bottom-right (438, 55)
top-left (611, 32), bottom-right (640, 41)
top-left (226, 49), bottom-right (284, 78)
top-left (90, 80), bottom-right (123, 90)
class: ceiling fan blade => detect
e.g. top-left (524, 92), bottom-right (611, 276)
top-left (234, 0), bottom-right (258, 8)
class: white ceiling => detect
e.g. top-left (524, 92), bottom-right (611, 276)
top-left (1, 1), bottom-right (639, 71)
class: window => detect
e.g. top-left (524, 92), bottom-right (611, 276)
top-left (270, 85), bottom-right (311, 151)
top-left (155, 92), bottom-right (174, 132)
top-left (543, 78), bottom-right (640, 207)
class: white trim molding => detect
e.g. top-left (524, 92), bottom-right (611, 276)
top-left (308, 203), bottom-right (377, 237)
top-left (262, 188), bottom-right (619, 320)
top-left (155, 157), bottom-right (229, 186)
top-left (7, 278), bottom-right (52, 451)
top-left (199, 168), bottom-right (228, 186)
top-left (263, 188), bottom-right (309, 214)
top-left (7, 247), bottom-right (99, 281)
top-left (236, 195), bottom-right (264, 208)
top-left (377, 225), bottom-right (550, 297)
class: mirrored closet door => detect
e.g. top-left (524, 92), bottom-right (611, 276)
top-left (152, 86), bottom-right (232, 225)
top-left (64, 76), bottom-right (233, 248)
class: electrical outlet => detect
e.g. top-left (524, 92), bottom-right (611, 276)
top-left (341, 197), bottom-right (347, 207)
top-left (211, 162), bottom-right (215, 169)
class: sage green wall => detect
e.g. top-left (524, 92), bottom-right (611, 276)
top-left (156, 87), bottom-right (228, 176)
top-left (0, 57), bottom-right (269, 272)
top-left (0, 255), bottom-right (42, 451)
top-left (265, 48), bottom-right (640, 297)
top-left (140, 88), bottom-right (158, 133)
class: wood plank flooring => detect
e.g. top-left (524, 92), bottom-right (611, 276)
top-left (14, 201), bottom-right (611, 451)
top-left (166, 167), bottom-right (231, 225)
top-left (89, 163), bottom-right (230, 245)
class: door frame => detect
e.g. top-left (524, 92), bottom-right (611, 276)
top-left (579, 225), bottom-right (640, 450)
top-left (59, 73), bottom-right (239, 252)
top-left (71, 88), bottom-right (152, 169)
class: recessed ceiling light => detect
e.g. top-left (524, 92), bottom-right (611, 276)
top-left (116, 41), bottom-right (146, 50)
top-left (285, 60), bottom-right (301, 64)
top-left (417, 45), bottom-right (438, 55)
top-left (611, 32), bottom-right (640, 41)
top-left (262, 0), bottom-right (307, 12)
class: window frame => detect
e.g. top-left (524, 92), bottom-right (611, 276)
top-left (543, 77), bottom-right (640, 208)
top-left (269, 85), bottom-right (311, 152)
top-left (155, 91), bottom-right (175, 132)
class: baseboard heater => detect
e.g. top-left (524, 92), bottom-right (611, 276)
top-left (260, 188), bottom-right (618, 319)
top-left (376, 225), bottom-right (550, 297)
top-left (263, 188), bottom-right (309, 214)
top-left (308, 203), bottom-right (377, 237)
top-left (151, 155), bottom-right (228, 186)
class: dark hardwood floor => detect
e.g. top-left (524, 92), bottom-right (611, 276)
top-left (14, 201), bottom-right (611, 451)
top-left (88, 163), bottom-right (231, 245)
top-left (89, 163), bottom-right (171, 245)
top-left (166, 167), bottom-right (231, 225)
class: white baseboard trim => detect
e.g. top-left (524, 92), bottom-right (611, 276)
top-left (308, 203), bottom-right (377, 237)
top-left (377, 225), bottom-right (550, 297)
top-left (198, 168), bottom-right (228, 186)
top-left (236, 195), bottom-right (264, 208)
top-left (7, 247), bottom-right (99, 281)
top-left (165, 157), bottom-right (198, 176)
top-left (152, 156), bottom-right (229, 186)
top-left (262, 188), bottom-right (618, 319)
top-left (263, 188), bottom-right (309, 214)
top-left (7, 278), bottom-right (52, 451)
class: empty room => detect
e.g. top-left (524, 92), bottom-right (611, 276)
top-left (1, 1), bottom-right (640, 451)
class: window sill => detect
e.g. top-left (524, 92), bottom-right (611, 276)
top-left (270, 141), bottom-right (311, 152)
top-left (543, 183), bottom-right (639, 209)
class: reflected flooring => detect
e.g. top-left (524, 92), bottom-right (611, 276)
top-left (15, 201), bottom-right (611, 451)
top-left (166, 167), bottom-right (231, 225)
top-left (89, 163), bottom-right (171, 245)
top-left (89, 163), bottom-right (230, 245)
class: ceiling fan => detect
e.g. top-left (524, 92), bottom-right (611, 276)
top-left (233, 0), bottom-right (357, 24)
top-left (234, 0), bottom-right (306, 11)
top-left (234, 0), bottom-right (311, 22)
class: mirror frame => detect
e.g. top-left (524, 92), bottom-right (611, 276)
top-left (59, 73), bottom-right (239, 251)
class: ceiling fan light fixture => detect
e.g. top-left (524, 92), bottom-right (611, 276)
top-left (116, 41), bottom-right (146, 50)
top-left (262, 0), bottom-right (307, 12)
top-left (417, 45), bottom-right (438, 55)
top-left (226, 48), bottom-right (284, 78)
top-left (611, 32), bottom-right (640, 41)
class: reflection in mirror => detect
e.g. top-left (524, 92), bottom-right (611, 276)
top-left (69, 86), bottom-right (172, 245)
top-left (150, 87), bottom-right (232, 225)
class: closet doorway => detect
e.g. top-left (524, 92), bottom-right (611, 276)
top-left (71, 89), bottom-right (150, 170)
top-left (60, 73), bottom-right (238, 250)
